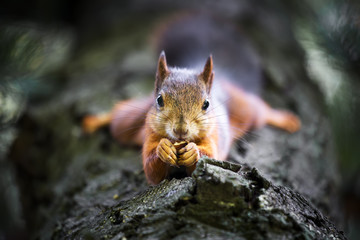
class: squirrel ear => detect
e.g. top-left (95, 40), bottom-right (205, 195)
top-left (155, 51), bottom-right (169, 93)
top-left (200, 55), bottom-right (214, 93)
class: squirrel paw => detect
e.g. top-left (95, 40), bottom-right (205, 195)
top-left (156, 138), bottom-right (178, 166)
top-left (82, 115), bottom-right (101, 134)
top-left (267, 110), bottom-right (301, 133)
top-left (82, 113), bottom-right (111, 134)
top-left (280, 111), bottom-right (301, 133)
top-left (177, 142), bottom-right (200, 167)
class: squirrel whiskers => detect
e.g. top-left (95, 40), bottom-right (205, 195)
top-left (83, 52), bottom-right (300, 185)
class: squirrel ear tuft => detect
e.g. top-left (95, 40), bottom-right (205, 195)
top-left (155, 51), bottom-right (169, 93)
top-left (200, 55), bottom-right (214, 93)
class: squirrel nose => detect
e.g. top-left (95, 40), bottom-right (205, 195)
top-left (173, 127), bottom-right (188, 138)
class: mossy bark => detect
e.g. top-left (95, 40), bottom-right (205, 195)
top-left (51, 158), bottom-right (345, 239)
top-left (1, 1), bottom-right (346, 239)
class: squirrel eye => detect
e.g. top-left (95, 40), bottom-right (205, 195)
top-left (202, 99), bottom-right (210, 110)
top-left (157, 95), bottom-right (164, 107)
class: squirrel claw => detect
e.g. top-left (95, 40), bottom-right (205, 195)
top-left (156, 138), bottom-right (178, 166)
top-left (267, 110), bottom-right (301, 133)
top-left (82, 115), bottom-right (100, 133)
top-left (283, 113), bottom-right (301, 133)
top-left (82, 113), bottom-right (112, 134)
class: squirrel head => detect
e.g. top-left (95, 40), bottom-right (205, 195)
top-left (148, 51), bottom-right (215, 142)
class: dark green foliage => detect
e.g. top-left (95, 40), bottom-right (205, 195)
top-left (313, 1), bottom-right (360, 76)
top-left (1, 1), bottom-right (353, 239)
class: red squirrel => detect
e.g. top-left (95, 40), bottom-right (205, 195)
top-left (82, 14), bottom-right (300, 184)
top-left (82, 51), bottom-right (300, 185)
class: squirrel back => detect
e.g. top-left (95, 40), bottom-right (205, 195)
top-left (154, 12), bottom-right (263, 94)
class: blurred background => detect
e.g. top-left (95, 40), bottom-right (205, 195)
top-left (0, 0), bottom-right (359, 239)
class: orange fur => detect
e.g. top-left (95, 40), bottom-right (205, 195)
top-left (82, 54), bottom-right (300, 185)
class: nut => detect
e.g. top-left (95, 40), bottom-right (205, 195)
top-left (173, 141), bottom-right (188, 151)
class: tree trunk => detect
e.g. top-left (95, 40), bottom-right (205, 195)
top-left (1, 1), bottom-right (346, 239)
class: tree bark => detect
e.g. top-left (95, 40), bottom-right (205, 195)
top-left (2, 1), bottom-right (345, 239)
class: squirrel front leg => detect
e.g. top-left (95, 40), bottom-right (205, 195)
top-left (143, 137), bottom-right (178, 185)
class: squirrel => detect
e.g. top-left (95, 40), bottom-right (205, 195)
top-left (82, 14), bottom-right (301, 185)
top-left (82, 52), bottom-right (300, 185)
